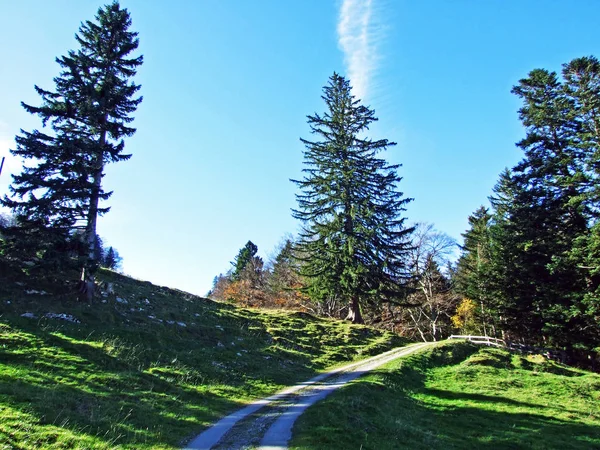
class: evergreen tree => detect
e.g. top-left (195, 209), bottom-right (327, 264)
top-left (462, 57), bottom-right (600, 356)
top-left (231, 241), bottom-right (259, 281)
top-left (509, 65), bottom-right (589, 349)
top-left (562, 56), bottom-right (600, 207)
top-left (102, 246), bottom-right (122, 271)
top-left (267, 239), bottom-right (296, 293)
top-left (561, 57), bottom-right (600, 348)
top-left (454, 207), bottom-right (494, 335)
top-left (485, 169), bottom-right (526, 336)
top-left (455, 207), bottom-right (492, 302)
top-left (266, 238), bottom-right (307, 308)
top-left (292, 73), bottom-right (413, 323)
top-left (1, 1), bottom-right (142, 296)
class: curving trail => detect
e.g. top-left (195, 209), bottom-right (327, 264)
top-left (184, 342), bottom-right (433, 450)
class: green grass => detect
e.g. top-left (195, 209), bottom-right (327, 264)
top-left (290, 342), bottom-right (600, 449)
top-left (0, 269), bottom-right (409, 449)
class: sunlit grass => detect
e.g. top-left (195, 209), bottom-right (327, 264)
top-left (290, 342), bottom-right (600, 449)
top-left (0, 269), bottom-right (409, 449)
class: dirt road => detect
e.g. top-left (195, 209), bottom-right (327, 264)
top-left (183, 342), bottom-right (432, 450)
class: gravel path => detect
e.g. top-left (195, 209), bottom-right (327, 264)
top-left (183, 342), bottom-right (432, 450)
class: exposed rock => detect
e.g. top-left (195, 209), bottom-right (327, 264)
top-left (44, 313), bottom-right (80, 323)
top-left (116, 297), bottom-right (128, 304)
top-left (98, 282), bottom-right (115, 297)
top-left (21, 312), bottom-right (37, 319)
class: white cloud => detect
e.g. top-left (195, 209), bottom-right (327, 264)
top-left (337, 0), bottom-right (382, 101)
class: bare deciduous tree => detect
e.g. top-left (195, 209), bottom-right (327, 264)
top-left (404, 223), bottom-right (459, 341)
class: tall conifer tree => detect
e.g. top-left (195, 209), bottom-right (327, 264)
top-left (457, 57), bottom-right (600, 357)
top-left (1, 1), bottom-right (142, 296)
top-left (292, 73), bottom-right (413, 323)
top-left (509, 66), bottom-right (589, 349)
top-left (455, 206), bottom-right (494, 335)
top-left (231, 241), bottom-right (259, 281)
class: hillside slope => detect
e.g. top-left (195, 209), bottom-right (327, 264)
top-left (0, 270), bottom-right (409, 449)
top-left (290, 342), bottom-right (600, 449)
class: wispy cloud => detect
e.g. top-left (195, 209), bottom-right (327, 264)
top-left (337, 0), bottom-right (381, 101)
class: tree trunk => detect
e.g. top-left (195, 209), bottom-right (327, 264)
top-left (409, 310), bottom-right (428, 342)
top-left (431, 317), bottom-right (438, 342)
top-left (78, 267), bottom-right (94, 304)
top-left (480, 300), bottom-right (488, 336)
top-left (80, 122), bottom-right (107, 301)
top-left (345, 295), bottom-right (364, 324)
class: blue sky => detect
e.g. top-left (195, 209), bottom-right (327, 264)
top-left (1, 1), bottom-right (600, 295)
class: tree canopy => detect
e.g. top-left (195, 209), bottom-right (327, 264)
top-left (292, 73), bottom-right (414, 323)
top-left (455, 56), bottom-right (600, 362)
top-left (1, 1), bottom-right (142, 296)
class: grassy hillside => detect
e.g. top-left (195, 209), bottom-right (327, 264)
top-left (0, 269), bottom-right (409, 449)
top-left (290, 342), bottom-right (600, 449)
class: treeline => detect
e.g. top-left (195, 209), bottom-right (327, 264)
top-left (210, 239), bottom-right (308, 310)
top-left (454, 57), bottom-right (600, 363)
top-left (210, 59), bottom-right (600, 365)
top-left (210, 223), bottom-right (460, 343)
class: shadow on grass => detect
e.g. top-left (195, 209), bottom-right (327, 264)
top-left (291, 344), bottom-right (600, 450)
top-left (0, 281), bottom-right (409, 450)
top-left (423, 388), bottom-right (549, 410)
top-left (516, 357), bottom-right (585, 377)
top-left (0, 325), bottom-right (244, 448)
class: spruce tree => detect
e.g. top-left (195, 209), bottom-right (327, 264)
top-left (102, 246), bottom-right (122, 271)
top-left (231, 241), bottom-right (259, 281)
top-left (510, 66), bottom-right (589, 349)
top-left (266, 238), bottom-right (307, 308)
top-left (454, 206), bottom-right (494, 335)
top-left (292, 73), bottom-right (413, 323)
top-left (467, 58), bottom-right (599, 355)
top-left (1, 1), bottom-right (142, 296)
top-left (562, 57), bottom-right (600, 347)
